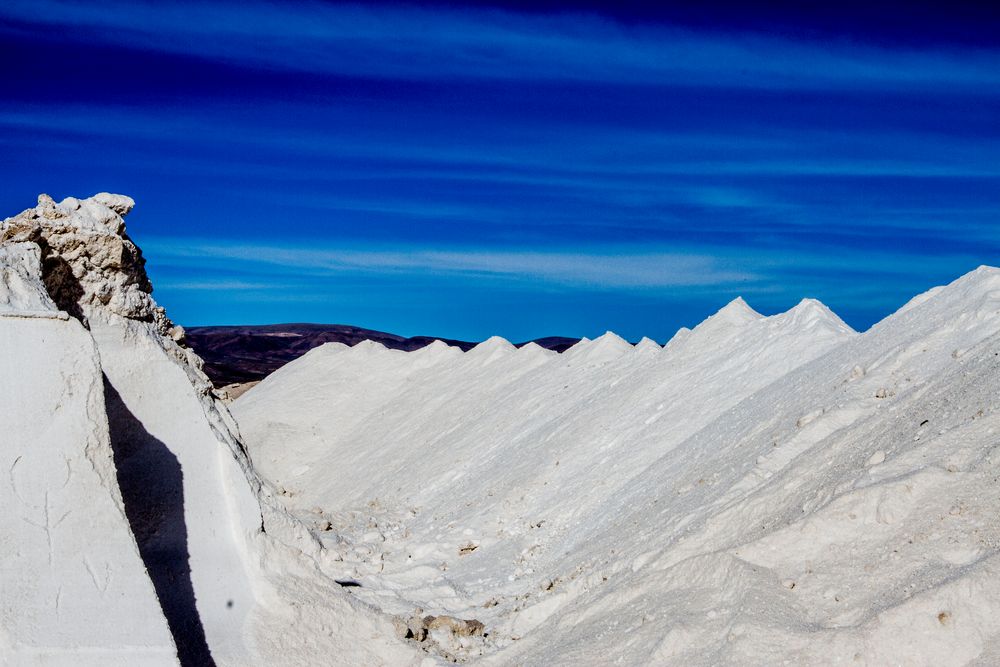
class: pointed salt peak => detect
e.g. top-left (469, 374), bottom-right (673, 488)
top-left (594, 331), bottom-right (630, 347)
top-left (940, 265), bottom-right (1000, 292)
top-left (410, 339), bottom-right (449, 359)
top-left (778, 298), bottom-right (856, 334)
top-left (574, 331), bottom-right (633, 364)
top-left (716, 296), bottom-right (762, 323)
top-left (351, 339), bottom-right (388, 354)
top-left (971, 264), bottom-right (1000, 277)
top-left (693, 297), bottom-right (762, 331)
top-left (470, 335), bottom-right (516, 354)
top-left (516, 341), bottom-right (555, 359)
top-left (664, 326), bottom-right (691, 350)
top-left (409, 339), bottom-right (462, 368)
top-left (300, 341), bottom-right (349, 365)
top-left (787, 297), bottom-right (833, 319)
top-left (635, 336), bottom-right (662, 352)
top-left (416, 339), bottom-right (453, 353)
top-left (563, 336), bottom-right (594, 357)
top-left (890, 265), bottom-right (1000, 322)
top-left (690, 297), bottom-right (761, 335)
top-left (954, 265), bottom-right (1000, 293)
top-left (589, 331), bottom-right (633, 355)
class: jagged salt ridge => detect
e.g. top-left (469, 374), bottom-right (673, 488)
top-left (234, 285), bottom-right (856, 660)
top-left (236, 267), bottom-right (1000, 665)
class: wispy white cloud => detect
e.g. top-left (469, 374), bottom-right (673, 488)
top-left (4, 104), bottom-right (996, 188)
top-left (145, 239), bottom-right (756, 288)
top-left (143, 238), bottom-right (983, 329)
top-left (155, 279), bottom-right (286, 291)
top-left (2, 1), bottom-right (998, 90)
top-left (4, 0), bottom-right (997, 336)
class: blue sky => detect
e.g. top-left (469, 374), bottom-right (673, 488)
top-left (2, 1), bottom-right (999, 341)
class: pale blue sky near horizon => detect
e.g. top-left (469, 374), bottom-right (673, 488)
top-left (2, 0), bottom-right (999, 342)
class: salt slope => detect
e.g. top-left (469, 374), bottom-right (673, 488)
top-left (234, 289), bottom-right (856, 658)
top-left (236, 272), bottom-right (1000, 663)
top-left (1, 196), bottom-right (424, 666)
top-left (0, 243), bottom-right (175, 666)
top-left (482, 266), bottom-right (1000, 666)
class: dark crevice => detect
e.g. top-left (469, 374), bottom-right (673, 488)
top-left (103, 375), bottom-right (215, 667)
top-left (41, 254), bottom-right (86, 323)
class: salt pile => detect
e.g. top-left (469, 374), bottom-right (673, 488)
top-left (237, 266), bottom-right (1000, 664)
top-left (4, 192), bottom-right (1000, 666)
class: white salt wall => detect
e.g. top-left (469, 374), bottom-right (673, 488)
top-left (1, 195), bottom-right (425, 667)
top-left (0, 278), bottom-right (176, 664)
top-left (89, 315), bottom-right (424, 666)
top-left (91, 318), bottom-right (262, 665)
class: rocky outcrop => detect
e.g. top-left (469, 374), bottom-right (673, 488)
top-left (0, 194), bottom-right (422, 666)
top-left (0, 193), bottom-right (182, 338)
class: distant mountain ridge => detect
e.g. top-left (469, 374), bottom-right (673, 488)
top-left (185, 323), bottom-right (581, 385)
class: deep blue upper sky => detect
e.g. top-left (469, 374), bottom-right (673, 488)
top-left (2, 1), bottom-right (999, 341)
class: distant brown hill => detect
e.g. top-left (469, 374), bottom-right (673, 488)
top-left (184, 323), bottom-right (580, 386)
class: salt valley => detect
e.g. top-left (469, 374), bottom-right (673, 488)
top-left (4, 195), bottom-right (1000, 666)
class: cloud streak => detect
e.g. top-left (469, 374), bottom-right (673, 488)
top-left (2, 1), bottom-right (998, 338)
top-left (3, 1), bottom-right (999, 90)
top-left (145, 239), bottom-right (756, 289)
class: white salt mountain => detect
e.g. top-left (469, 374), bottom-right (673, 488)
top-left (5, 194), bottom-right (1000, 667)
top-left (236, 266), bottom-right (1000, 665)
top-left (0, 195), bottom-right (419, 666)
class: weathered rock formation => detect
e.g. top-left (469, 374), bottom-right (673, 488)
top-left (0, 195), bottom-right (422, 666)
top-left (2, 194), bottom-right (172, 330)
